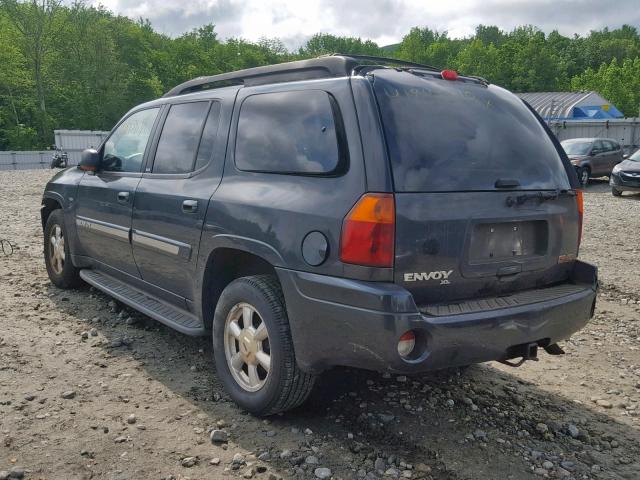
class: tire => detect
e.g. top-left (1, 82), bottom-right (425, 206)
top-left (612, 187), bottom-right (623, 197)
top-left (578, 167), bottom-right (590, 187)
top-left (44, 209), bottom-right (82, 289)
top-left (212, 275), bottom-right (315, 416)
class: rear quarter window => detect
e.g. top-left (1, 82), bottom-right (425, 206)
top-left (373, 71), bottom-right (571, 192)
top-left (235, 90), bottom-right (346, 175)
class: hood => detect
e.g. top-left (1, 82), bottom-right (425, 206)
top-left (617, 160), bottom-right (640, 172)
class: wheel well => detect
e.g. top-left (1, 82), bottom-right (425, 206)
top-left (41, 198), bottom-right (62, 229)
top-left (202, 248), bottom-right (278, 330)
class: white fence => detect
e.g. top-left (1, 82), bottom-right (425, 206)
top-left (2, 121), bottom-right (640, 171)
top-left (548, 118), bottom-right (640, 150)
top-left (0, 129), bottom-right (109, 170)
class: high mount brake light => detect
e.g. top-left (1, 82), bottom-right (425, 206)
top-left (340, 193), bottom-right (395, 268)
top-left (441, 69), bottom-right (458, 81)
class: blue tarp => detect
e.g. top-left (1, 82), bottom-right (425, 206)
top-left (572, 105), bottom-right (624, 119)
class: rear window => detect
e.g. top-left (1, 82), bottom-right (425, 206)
top-left (153, 101), bottom-right (210, 174)
top-left (373, 71), bottom-right (571, 192)
top-left (235, 90), bottom-right (344, 175)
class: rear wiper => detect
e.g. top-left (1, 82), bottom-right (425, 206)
top-left (506, 190), bottom-right (561, 207)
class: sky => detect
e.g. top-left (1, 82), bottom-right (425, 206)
top-left (94, 0), bottom-right (640, 49)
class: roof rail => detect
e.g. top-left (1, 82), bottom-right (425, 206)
top-left (163, 56), bottom-right (358, 97)
top-left (163, 54), bottom-right (443, 97)
top-left (328, 53), bottom-right (440, 72)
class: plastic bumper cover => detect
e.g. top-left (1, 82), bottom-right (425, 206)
top-left (277, 261), bottom-right (598, 374)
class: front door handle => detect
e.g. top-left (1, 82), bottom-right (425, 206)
top-left (182, 199), bottom-right (198, 213)
top-left (117, 191), bottom-right (130, 203)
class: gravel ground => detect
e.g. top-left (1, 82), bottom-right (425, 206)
top-left (0, 170), bottom-right (639, 480)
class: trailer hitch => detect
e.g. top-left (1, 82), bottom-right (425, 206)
top-left (499, 342), bottom-right (539, 367)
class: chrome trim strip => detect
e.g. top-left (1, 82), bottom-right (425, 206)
top-left (132, 230), bottom-right (191, 259)
top-left (75, 216), bottom-right (130, 241)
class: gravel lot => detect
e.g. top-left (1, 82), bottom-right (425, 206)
top-left (1, 170), bottom-right (639, 480)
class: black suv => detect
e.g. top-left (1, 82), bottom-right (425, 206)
top-left (41, 55), bottom-right (597, 415)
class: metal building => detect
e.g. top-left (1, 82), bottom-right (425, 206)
top-left (517, 91), bottom-right (624, 120)
top-left (54, 129), bottom-right (109, 164)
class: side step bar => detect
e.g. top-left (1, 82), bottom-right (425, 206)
top-left (79, 269), bottom-right (205, 336)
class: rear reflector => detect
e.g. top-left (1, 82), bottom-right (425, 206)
top-left (397, 331), bottom-right (416, 358)
top-left (441, 69), bottom-right (458, 81)
top-left (340, 193), bottom-right (395, 268)
top-left (576, 190), bottom-right (584, 250)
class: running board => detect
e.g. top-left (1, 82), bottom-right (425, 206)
top-left (79, 269), bottom-right (205, 336)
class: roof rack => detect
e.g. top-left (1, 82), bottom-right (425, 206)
top-left (327, 53), bottom-right (440, 72)
top-left (163, 54), bottom-right (443, 97)
top-left (163, 56), bottom-right (358, 97)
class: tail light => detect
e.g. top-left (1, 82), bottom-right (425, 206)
top-left (340, 193), bottom-right (395, 268)
top-left (576, 190), bottom-right (584, 250)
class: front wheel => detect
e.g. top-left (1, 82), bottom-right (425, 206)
top-left (44, 209), bottom-right (81, 288)
top-left (212, 275), bottom-right (315, 416)
top-left (578, 167), bottom-right (590, 187)
top-left (612, 187), bottom-right (623, 197)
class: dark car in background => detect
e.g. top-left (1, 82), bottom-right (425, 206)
top-left (561, 137), bottom-right (624, 186)
top-left (611, 148), bottom-right (640, 196)
top-left (40, 55), bottom-right (597, 415)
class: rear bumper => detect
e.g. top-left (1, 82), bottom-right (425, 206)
top-left (277, 261), bottom-right (598, 374)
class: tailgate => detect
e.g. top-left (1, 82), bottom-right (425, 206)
top-left (394, 191), bottom-right (580, 305)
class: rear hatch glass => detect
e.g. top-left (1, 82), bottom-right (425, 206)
top-left (372, 69), bottom-right (570, 192)
top-left (369, 69), bottom-right (577, 306)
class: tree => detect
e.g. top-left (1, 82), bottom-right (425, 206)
top-left (0, 0), bottom-right (65, 145)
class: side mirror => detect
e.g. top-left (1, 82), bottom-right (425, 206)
top-left (623, 153), bottom-right (630, 159)
top-left (79, 148), bottom-right (100, 172)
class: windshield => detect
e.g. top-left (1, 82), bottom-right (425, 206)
top-left (562, 141), bottom-right (592, 156)
top-left (373, 70), bottom-right (570, 192)
top-left (629, 149), bottom-right (640, 161)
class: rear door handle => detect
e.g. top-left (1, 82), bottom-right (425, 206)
top-left (182, 199), bottom-right (198, 213)
top-left (117, 191), bottom-right (130, 203)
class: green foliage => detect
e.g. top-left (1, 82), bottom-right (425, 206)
top-left (1, 1), bottom-right (640, 150)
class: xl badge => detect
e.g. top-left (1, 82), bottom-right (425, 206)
top-left (404, 270), bottom-right (453, 284)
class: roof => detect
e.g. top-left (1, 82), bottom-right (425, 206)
top-left (163, 54), bottom-right (443, 97)
top-left (517, 91), bottom-right (623, 119)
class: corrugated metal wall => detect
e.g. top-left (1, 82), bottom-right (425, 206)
top-left (549, 119), bottom-right (640, 150)
top-left (0, 151), bottom-right (53, 170)
top-left (0, 130), bottom-right (109, 170)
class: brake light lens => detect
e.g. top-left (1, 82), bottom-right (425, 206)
top-left (576, 190), bottom-right (584, 250)
top-left (441, 69), bottom-right (458, 81)
top-left (340, 193), bottom-right (395, 267)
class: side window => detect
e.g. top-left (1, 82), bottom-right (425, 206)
top-left (605, 140), bottom-right (618, 151)
top-left (194, 102), bottom-right (222, 171)
top-left (153, 102), bottom-right (210, 174)
top-left (235, 90), bottom-right (344, 174)
top-left (593, 140), bottom-right (605, 154)
top-left (103, 108), bottom-right (159, 172)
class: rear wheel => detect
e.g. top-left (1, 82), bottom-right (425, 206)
top-left (612, 187), bottom-right (623, 197)
top-left (578, 167), bottom-right (590, 187)
top-left (212, 275), bottom-right (315, 415)
top-left (44, 209), bottom-right (81, 289)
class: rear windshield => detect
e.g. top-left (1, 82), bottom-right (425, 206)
top-left (372, 71), bottom-right (571, 192)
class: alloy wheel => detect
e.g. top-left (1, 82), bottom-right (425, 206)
top-left (223, 302), bottom-right (271, 392)
top-left (49, 224), bottom-right (65, 275)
